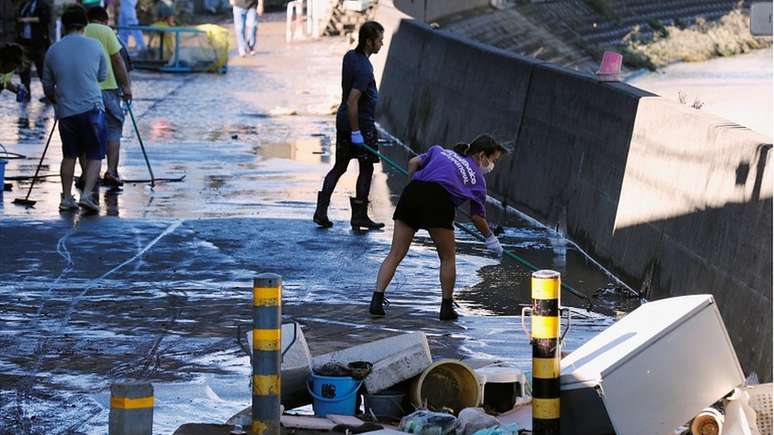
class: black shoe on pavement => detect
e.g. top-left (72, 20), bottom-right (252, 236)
top-left (350, 197), bottom-right (384, 230)
top-left (369, 292), bottom-right (388, 316)
top-left (440, 298), bottom-right (459, 321)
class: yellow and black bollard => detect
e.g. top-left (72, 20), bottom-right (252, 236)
top-left (252, 274), bottom-right (282, 435)
top-left (109, 382), bottom-right (154, 435)
top-left (530, 270), bottom-right (561, 434)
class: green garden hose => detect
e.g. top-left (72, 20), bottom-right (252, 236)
top-left (358, 141), bottom-right (594, 309)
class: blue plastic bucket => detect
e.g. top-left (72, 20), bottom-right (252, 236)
top-left (307, 373), bottom-right (362, 417)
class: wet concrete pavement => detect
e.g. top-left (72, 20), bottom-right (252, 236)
top-left (0, 14), bottom-right (637, 434)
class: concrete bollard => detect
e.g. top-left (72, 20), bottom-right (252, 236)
top-left (530, 270), bottom-right (561, 435)
top-left (252, 274), bottom-right (282, 435)
top-left (109, 382), bottom-right (154, 435)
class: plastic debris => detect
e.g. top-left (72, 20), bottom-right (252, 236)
top-left (348, 361), bottom-right (373, 380)
top-left (723, 388), bottom-right (762, 435)
top-left (455, 408), bottom-right (500, 435)
top-left (400, 410), bottom-right (458, 435)
top-left (315, 362), bottom-right (353, 377)
top-left (471, 423), bottom-right (520, 435)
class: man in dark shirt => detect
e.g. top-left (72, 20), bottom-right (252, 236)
top-left (15, 0), bottom-right (51, 102)
top-left (314, 21), bottom-right (385, 231)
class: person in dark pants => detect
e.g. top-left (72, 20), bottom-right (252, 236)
top-left (16, 0), bottom-right (52, 102)
top-left (313, 21), bottom-right (385, 231)
top-left (369, 135), bottom-right (507, 321)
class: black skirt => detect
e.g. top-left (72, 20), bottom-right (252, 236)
top-left (393, 181), bottom-right (455, 230)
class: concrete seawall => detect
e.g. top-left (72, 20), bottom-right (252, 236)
top-left (391, 0), bottom-right (489, 23)
top-left (373, 10), bottom-right (773, 380)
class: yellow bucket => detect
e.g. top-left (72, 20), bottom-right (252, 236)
top-left (410, 359), bottom-right (480, 415)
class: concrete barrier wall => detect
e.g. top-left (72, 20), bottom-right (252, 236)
top-left (374, 12), bottom-right (773, 380)
top-left (393, 0), bottom-right (490, 22)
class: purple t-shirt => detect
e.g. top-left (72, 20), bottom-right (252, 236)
top-left (412, 145), bottom-right (487, 217)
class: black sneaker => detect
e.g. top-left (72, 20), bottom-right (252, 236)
top-left (369, 292), bottom-right (389, 316)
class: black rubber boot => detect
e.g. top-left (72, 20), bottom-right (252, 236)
top-left (350, 197), bottom-right (384, 230)
top-left (369, 292), bottom-right (386, 316)
top-left (313, 191), bottom-right (333, 228)
top-left (439, 298), bottom-right (459, 321)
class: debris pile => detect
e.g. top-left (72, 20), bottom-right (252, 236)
top-left (166, 296), bottom-right (770, 435)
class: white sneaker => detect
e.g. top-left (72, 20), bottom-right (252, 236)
top-left (78, 194), bottom-right (99, 212)
top-left (59, 194), bottom-right (78, 211)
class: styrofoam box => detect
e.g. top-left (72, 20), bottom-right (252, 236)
top-left (560, 295), bottom-right (745, 435)
top-left (343, 0), bottom-right (371, 12)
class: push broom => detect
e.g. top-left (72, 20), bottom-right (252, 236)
top-left (13, 119), bottom-right (57, 207)
top-left (125, 102), bottom-right (185, 186)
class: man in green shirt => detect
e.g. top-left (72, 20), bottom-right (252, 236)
top-left (85, 6), bottom-right (132, 187)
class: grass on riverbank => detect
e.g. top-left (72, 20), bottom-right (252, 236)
top-left (620, 8), bottom-right (771, 70)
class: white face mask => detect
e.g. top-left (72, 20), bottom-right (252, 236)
top-left (481, 157), bottom-right (495, 174)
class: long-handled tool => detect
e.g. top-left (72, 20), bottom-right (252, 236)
top-left (126, 102), bottom-right (156, 187)
top-left (358, 141), bottom-right (595, 309)
top-left (6, 173), bottom-right (60, 181)
top-left (13, 119), bottom-right (57, 207)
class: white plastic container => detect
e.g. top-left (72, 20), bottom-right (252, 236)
top-left (475, 374), bottom-right (487, 407)
top-left (475, 366), bottom-right (526, 413)
top-left (560, 295), bottom-right (745, 435)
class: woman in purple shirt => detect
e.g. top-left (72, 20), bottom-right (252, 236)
top-left (370, 134), bottom-right (507, 320)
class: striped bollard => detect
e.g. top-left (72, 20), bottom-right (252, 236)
top-left (252, 274), bottom-right (282, 435)
top-left (524, 270), bottom-right (561, 434)
top-left (109, 382), bottom-right (154, 435)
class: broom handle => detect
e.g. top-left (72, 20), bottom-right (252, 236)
top-left (23, 119), bottom-right (57, 201)
top-left (127, 102), bottom-right (155, 187)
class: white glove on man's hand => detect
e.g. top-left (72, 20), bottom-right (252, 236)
top-left (351, 130), bottom-right (364, 145)
top-left (485, 233), bottom-right (503, 257)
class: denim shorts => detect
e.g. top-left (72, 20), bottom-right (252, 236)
top-left (102, 89), bottom-right (125, 142)
top-left (59, 109), bottom-right (107, 160)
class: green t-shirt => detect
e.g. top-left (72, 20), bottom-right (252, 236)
top-left (84, 23), bottom-right (122, 91)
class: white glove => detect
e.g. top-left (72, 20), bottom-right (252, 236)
top-left (351, 130), bottom-right (364, 145)
top-left (485, 233), bottom-right (503, 257)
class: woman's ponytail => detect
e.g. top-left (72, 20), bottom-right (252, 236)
top-left (453, 143), bottom-right (471, 155)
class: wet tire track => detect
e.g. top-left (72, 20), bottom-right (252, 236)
top-left (107, 288), bottom-right (188, 381)
top-left (9, 222), bottom-right (79, 434)
top-left (5, 221), bottom-right (182, 434)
